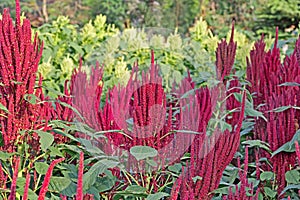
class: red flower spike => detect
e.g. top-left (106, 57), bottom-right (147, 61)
top-left (295, 141), bottom-right (300, 163)
top-left (172, 82), bottom-right (246, 199)
top-left (0, 0), bottom-right (57, 153)
top-left (170, 175), bottom-right (182, 200)
top-left (246, 29), bottom-right (300, 195)
top-left (223, 147), bottom-right (259, 200)
top-left (38, 158), bottom-right (64, 200)
top-left (76, 152), bottom-right (84, 200)
top-left (215, 21), bottom-right (237, 81)
top-left (23, 171), bottom-right (31, 200)
top-left (8, 157), bottom-right (20, 200)
top-left (0, 162), bottom-right (4, 188)
top-left (296, 36), bottom-right (300, 66)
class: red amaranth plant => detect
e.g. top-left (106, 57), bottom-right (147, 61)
top-left (0, 0), bottom-right (48, 153)
top-left (69, 52), bottom-right (199, 198)
top-left (0, 0), bottom-right (70, 154)
top-left (246, 29), bottom-right (300, 195)
top-left (171, 87), bottom-right (246, 200)
top-left (223, 147), bottom-right (260, 200)
top-left (169, 22), bottom-right (246, 200)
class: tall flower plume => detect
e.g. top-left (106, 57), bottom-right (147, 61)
top-left (0, 0), bottom-right (51, 153)
top-left (246, 29), bottom-right (300, 195)
top-left (170, 23), bottom-right (246, 200)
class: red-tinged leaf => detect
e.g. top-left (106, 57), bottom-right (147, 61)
top-left (76, 152), bottom-right (84, 200)
top-left (8, 157), bottom-right (20, 200)
top-left (38, 158), bottom-right (64, 200)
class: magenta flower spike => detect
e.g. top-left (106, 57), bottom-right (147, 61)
top-left (246, 29), bottom-right (300, 195)
top-left (76, 152), bottom-right (84, 200)
top-left (0, 0), bottom-right (62, 153)
top-left (38, 158), bottom-right (65, 200)
top-left (216, 21), bottom-right (237, 82)
top-left (8, 157), bottom-right (20, 200)
top-left (23, 171), bottom-right (31, 200)
top-left (169, 23), bottom-right (246, 199)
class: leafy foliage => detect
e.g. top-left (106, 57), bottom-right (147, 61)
top-left (1, 1), bottom-right (300, 200)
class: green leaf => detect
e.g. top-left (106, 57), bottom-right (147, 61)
top-left (172, 71), bottom-right (182, 84)
top-left (168, 163), bottom-right (182, 173)
top-left (16, 177), bottom-right (26, 188)
top-left (35, 162), bottom-right (49, 175)
top-left (285, 170), bottom-right (300, 184)
top-left (51, 128), bottom-right (79, 142)
top-left (83, 159), bottom-right (119, 191)
top-left (77, 138), bottom-right (104, 156)
top-left (70, 42), bottom-right (84, 55)
top-left (127, 185), bottom-right (147, 193)
top-left (130, 146), bottom-right (158, 161)
top-left (94, 176), bottom-right (116, 193)
top-left (263, 187), bottom-right (276, 198)
top-left (247, 178), bottom-right (260, 188)
top-left (60, 182), bottom-right (77, 197)
top-left (192, 176), bottom-right (202, 183)
top-left (35, 130), bottom-right (54, 151)
top-left (49, 177), bottom-right (72, 192)
top-left (270, 105), bottom-right (291, 113)
top-left (245, 107), bottom-right (267, 121)
top-left (179, 88), bottom-right (197, 100)
top-left (49, 146), bottom-right (64, 157)
top-left (272, 129), bottom-right (300, 157)
top-left (160, 65), bottom-right (170, 75)
top-left (242, 140), bottom-right (271, 152)
top-left (211, 186), bottom-right (230, 195)
top-left (86, 186), bottom-right (101, 200)
top-left (24, 94), bottom-right (40, 104)
top-left (0, 151), bottom-right (15, 161)
top-left (146, 192), bottom-right (169, 200)
top-left (122, 185), bottom-right (147, 195)
top-left (280, 184), bottom-right (300, 196)
top-left (59, 101), bottom-right (84, 121)
top-left (279, 82), bottom-right (300, 87)
top-left (114, 185), bottom-right (148, 199)
top-left (16, 187), bottom-right (38, 199)
top-left (0, 103), bottom-right (9, 113)
top-left (146, 159), bottom-right (157, 167)
top-left (260, 171), bottom-right (274, 181)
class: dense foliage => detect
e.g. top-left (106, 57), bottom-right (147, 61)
top-left (1, 1), bottom-right (300, 200)
top-left (1, 0), bottom-right (300, 38)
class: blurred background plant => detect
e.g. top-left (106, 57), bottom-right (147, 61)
top-left (1, 0), bottom-right (299, 38)
top-left (33, 15), bottom-right (257, 97)
top-left (1, 0), bottom-right (299, 97)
